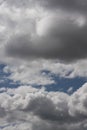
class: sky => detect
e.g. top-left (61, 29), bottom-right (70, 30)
top-left (1, 0), bottom-right (87, 130)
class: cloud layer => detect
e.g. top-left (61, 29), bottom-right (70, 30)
top-left (3, 60), bottom-right (87, 85)
top-left (0, 1), bottom-right (87, 130)
top-left (0, 84), bottom-right (87, 130)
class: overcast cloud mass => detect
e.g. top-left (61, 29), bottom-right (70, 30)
top-left (0, 0), bottom-right (87, 62)
top-left (0, 0), bottom-right (87, 130)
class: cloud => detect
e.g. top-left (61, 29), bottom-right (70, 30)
top-left (3, 61), bottom-right (55, 85)
top-left (3, 0), bottom-right (87, 13)
top-left (0, 1), bottom-right (87, 130)
top-left (0, 0), bottom-right (86, 62)
top-left (5, 12), bottom-right (87, 62)
top-left (0, 84), bottom-right (87, 129)
top-left (2, 60), bottom-right (87, 86)
top-left (67, 87), bottom-right (73, 94)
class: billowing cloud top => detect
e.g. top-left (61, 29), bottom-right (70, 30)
top-left (0, 0), bottom-right (86, 62)
top-left (0, 83), bottom-right (87, 130)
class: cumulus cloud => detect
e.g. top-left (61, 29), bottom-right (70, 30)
top-left (0, 84), bottom-right (87, 129)
top-left (2, 60), bottom-right (87, 86)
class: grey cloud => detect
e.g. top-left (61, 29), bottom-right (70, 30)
top-left (3, 0), bottom-right (87, 13)
top-left (1, 0), bottom-right (32, 8)
top-left (0, 107), bottom-right (7, 117)
top-left (5, 14), bottom-right (87, 62)
top-left (0, 0), bottom-right (87, 62)
top-left (24, 96), bottom-right (69, 122)
top-left (37, 0), bottom-right (87, 12)
top-left (24, 96), bottom-right (87, 123)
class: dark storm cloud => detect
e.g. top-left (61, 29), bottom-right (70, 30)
top-left (37, 0), bottom-right (87, 12)
top-left (1, 0), bottom-right (87, 62)
top-left (5, 14), bottom-right (87, 62)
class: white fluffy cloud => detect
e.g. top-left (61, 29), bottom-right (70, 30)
top-left (2, 60), bottom-right (87, 86)
top-left (0, 84), bottom-right (87, 130)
